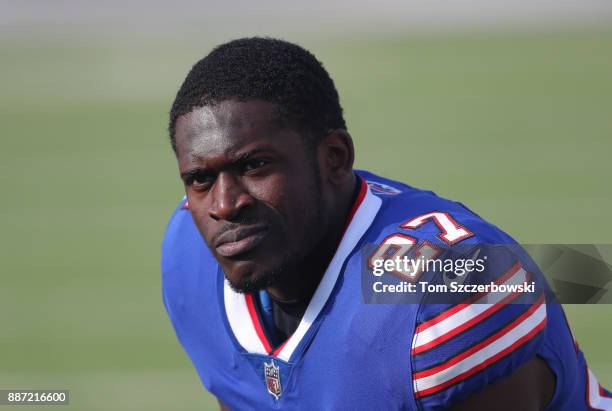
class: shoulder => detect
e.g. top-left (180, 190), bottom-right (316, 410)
top-left (161, 198), bottom-right (219, 311)
top-left (357, 169), bottom-right (514, 246)
top-left (357, 171), bottom-right (557, 408)
top-left (161, 197), bottom-right (211, 273)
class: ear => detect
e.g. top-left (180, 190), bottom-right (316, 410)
top-left (317, 129), bottom-right (355, 186)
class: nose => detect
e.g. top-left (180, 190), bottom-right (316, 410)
top-left (208, 172), bottom-right (253, 221)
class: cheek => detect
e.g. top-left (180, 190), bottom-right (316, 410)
top-left (247, 174), bottom-right (291, 213)
top-left (258, 173), bottom-right (321, 233)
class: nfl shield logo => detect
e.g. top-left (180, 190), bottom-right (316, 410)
top-left (264, 360), bottom-right (282, 400)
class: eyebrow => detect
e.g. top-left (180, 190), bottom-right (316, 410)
top-left (231, 147), bottom-right (275, 162)
top-left (180, 146), bottom-right (277, 180)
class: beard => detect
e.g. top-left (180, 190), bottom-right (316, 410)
top-left (225, 252), bottom-right (292, 294)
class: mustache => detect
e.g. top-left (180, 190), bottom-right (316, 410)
top-left (210, 217), bottom-right (270, 246)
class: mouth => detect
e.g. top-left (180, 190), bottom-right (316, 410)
top-left (215, 225), bottom-right (270, 258)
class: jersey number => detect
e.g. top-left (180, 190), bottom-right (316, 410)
top-left (367, 212), bottom-right (473, 280)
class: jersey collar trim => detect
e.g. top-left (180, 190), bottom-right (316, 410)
top-left (222, 177), bottom-right (382, 361)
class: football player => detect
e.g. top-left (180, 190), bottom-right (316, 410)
top-left (162, 37), bottom-right (610, 410)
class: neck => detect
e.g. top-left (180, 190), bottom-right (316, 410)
top-left (265, 173), bottom-right (359, 303)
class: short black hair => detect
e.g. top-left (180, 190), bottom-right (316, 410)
top-left (168, 37), bottom-right (346, 150)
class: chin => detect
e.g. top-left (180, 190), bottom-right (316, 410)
top-left (224, 261), bottom-right (282, 294)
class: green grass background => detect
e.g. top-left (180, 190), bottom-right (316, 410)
top-left (1, 31), bottom-right (611, 410)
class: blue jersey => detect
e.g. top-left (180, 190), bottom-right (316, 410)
top-left (162, 170), bottom-right (611, 410)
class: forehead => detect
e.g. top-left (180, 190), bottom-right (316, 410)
top-left (174, 100), bottom-right (285, 161)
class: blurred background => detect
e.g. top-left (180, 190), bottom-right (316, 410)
top-left (1, 1), bottom-right (611, 409)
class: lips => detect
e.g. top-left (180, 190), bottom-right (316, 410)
top-left (214, 225), bottom-right (269, 258)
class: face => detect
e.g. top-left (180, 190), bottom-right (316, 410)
top-left (174, 100), bottom-right (329, 293)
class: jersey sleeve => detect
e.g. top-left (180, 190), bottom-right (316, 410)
top-left (411, 243), bottom-right (549, 410)
top-left (161, 196), bottom-right (205, 337)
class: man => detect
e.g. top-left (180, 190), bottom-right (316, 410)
top-left (162, 37), bottom-right (610, 410)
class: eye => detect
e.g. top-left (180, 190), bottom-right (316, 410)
top-left (192, 176), bottom-right (213, 190)
top-left (185, 172), bottom-right (215, 192)
top-left (242, 159), bottom-right (268, 173)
